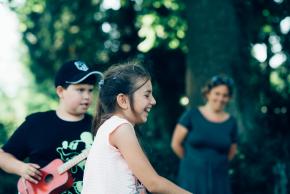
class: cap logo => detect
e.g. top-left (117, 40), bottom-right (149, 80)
top-left (74, 61), bottom-right (89, 71)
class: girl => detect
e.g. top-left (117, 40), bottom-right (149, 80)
top-left (82, 62), bottom-right (191, 194)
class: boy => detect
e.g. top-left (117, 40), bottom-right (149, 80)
top-left (0, 60), bottom-right (103, 194)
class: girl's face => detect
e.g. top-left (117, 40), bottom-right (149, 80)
top-left (128, 79), bottom-right (156, 125)
top-left (206, 85), bottom-right (230, 112)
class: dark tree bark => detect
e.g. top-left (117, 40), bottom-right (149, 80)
top-left (184, 0), bottom-right (240, 105)
top-left (183, 0), bottom-right (259, 134)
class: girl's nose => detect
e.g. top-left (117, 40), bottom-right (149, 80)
top-left (151, 96), bottom-right (156, 105)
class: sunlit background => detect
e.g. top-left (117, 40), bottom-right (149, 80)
top-left (1, 0), bottom-right (290, 193)
top-left (0, 3), bottom-right (32, 126)
top-left (2, 1), bottom-right (290, 105)
top-left (0, 3), bottom-right (25, 98)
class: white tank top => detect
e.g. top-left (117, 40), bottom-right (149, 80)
top-left (82, 115), bottom-right (146, 194)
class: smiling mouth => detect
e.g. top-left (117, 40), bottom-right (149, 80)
top-left (80, 103), bottom-right (89, 107)
top-left (145, 107), bottom-right (151, 113)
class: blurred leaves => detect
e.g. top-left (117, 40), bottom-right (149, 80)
top-left (1, 0), bottom-right (290, 193)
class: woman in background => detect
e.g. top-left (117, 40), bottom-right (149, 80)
top-left (171, 75), bottom-right (238, 194)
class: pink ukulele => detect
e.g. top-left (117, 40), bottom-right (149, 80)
top-left (17, 149), bottom-right (89, 194)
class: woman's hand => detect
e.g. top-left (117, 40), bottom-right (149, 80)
top-left (228, 143), bottom-right (237, 161)
top-left (171, 124), bottom-right (188, 159)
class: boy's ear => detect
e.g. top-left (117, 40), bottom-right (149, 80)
top-left (116, 93), bottom-right (129, 109)
top-left (56, 86), bottom-right (65, 98)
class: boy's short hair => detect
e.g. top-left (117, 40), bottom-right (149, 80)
top-left (54, 60), bottom-right (103, 88)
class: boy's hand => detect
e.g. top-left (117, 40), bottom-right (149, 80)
top-left (19, 163), bottom-right (42, 184)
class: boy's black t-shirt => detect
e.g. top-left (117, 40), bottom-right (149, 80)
top-left (2, 110), bottom-right (94, 194)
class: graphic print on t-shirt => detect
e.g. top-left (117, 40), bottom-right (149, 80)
top-left (56, 131), bottom-right (93, 194)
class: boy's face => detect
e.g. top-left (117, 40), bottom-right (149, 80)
top-left (59, 84), bottom-right (95, 116)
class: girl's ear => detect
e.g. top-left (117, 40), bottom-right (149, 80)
top-left (116, 93), bottom-right (129, 109)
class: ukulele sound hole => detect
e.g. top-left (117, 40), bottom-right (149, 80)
top-left (44, 174), bottom-right (53, 183)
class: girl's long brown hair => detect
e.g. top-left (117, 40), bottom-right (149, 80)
top-left (92, 61), bottom-right (151, 136)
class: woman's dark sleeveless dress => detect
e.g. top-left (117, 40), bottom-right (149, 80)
top-left (177, 108), bottom-right (238, 194)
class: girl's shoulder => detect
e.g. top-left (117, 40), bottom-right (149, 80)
top-left (99, 115), bottom-right (134, 134)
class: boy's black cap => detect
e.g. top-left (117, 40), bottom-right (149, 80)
top-left (54, 60), bottom-right (103, 87)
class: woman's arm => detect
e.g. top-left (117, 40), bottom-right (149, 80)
top-left (228, 143), bottom-right (237, 161)
top-left (0, 149), bottom-right (42, 183)
top-left (171, 124), bottom-right (188, 159)
top-left (110, 124), bottom-right (192, 194)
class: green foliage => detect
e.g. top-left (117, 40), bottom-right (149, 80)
top-left (0, 124), bottom-right (7, 147)
top-left (2, 0), bottom-right (290, 193)
top-left (135, 0), bottom-right (187, 52)
top-left (230, 0), bottom-right (290, 193)
top-left (3, 0), bottom-right (187, 188)
top-left (0, 171), bottom-right (18, 194)
top-left (9, 0), bottom-right (187, 154)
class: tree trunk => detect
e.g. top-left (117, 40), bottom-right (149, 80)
top-left (183, 0), bottom-right (258, 135)
top-left (184, 0), bottom-right (240, 105)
